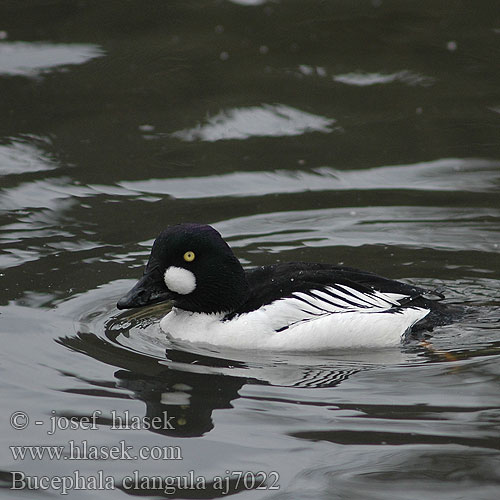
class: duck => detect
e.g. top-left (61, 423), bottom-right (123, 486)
top-left (117, 223), bottom-right (451, 350)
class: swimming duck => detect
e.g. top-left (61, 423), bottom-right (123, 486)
top-left (117, 223), bottom-right (449, 350)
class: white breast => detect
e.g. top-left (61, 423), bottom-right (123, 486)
top-left (159, 285), bottom-right (430, 350)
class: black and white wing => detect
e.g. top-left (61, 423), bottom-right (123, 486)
top-left (254, 284), bottom-right (410, 333)
top-left (235, 262), bottom-right (449, 334)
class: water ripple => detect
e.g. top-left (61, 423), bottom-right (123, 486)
top-left (0, 41), bottom-right (104, 76)
top-left (333, 70), bottom-right (435, 87)
top-left (215, 206), bottom-right (500, 253)
top-left (170, 104), bottom-right (335, 141)
top-left (0, 138), bottom-right (57, 176)
top-left (118, 158), bottom-right (500, 199)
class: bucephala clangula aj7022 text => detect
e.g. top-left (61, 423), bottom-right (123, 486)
top-left (117, 223), bottom-right (451, 350)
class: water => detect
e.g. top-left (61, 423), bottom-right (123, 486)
top-left (1, 1), bottom-right (499, 498)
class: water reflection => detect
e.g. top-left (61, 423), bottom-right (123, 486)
top-left (0, 41), bottom-right (104, 76)
top-left (0, 138), bottom-right (57, 176)
top-left (216, 205), bottom-right (500, 253)
top-left (58, 322), bottom-right (364, 440)
top-left (228, 0), bottom-right (268, 6)
top-left (119, 157), bottom-right (500, 198)
top-left (113, 365), bottom-right (244, 438)
top-left (333, 70), bottom-right (434, 87)
top-left (294, 65), bottom-right (435, 87)
top-left (170, 104), bottom-right (335, 141)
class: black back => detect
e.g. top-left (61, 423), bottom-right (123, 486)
top-left (227, 262), bottom-right (451, 331)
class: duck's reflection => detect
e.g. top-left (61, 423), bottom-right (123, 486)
top-left (113, 361), bottom-right (245, 438)
top-left (59, 313), bottom-right (363, 439)
top-left (58, 331), bottom-right (248, 437)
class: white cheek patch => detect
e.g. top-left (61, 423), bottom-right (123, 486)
top-left (164, 266), bottom-right (196, 295)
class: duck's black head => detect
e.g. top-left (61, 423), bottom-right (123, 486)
top-left (117, 223), bottom-right (249, 314)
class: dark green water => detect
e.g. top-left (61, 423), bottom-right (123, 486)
top-left (1, 1), bottom-right (499, 498)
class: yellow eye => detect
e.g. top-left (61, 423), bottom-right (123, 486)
top-left (183, 251), bottom-right (195, 262)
